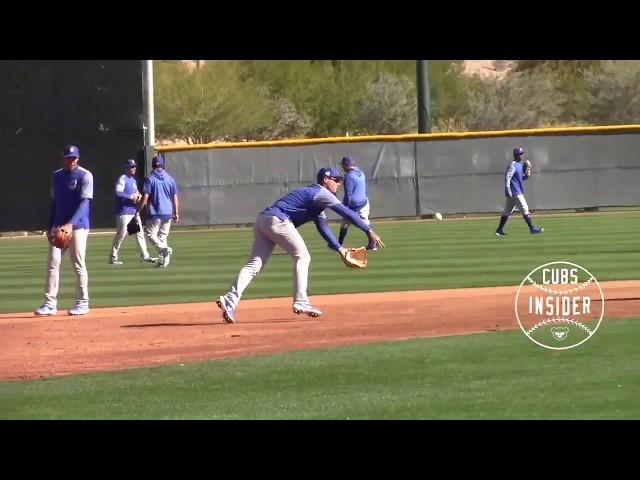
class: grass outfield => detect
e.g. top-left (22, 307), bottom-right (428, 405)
top-left (0, 212), bottom-right (638, 314)
top-left (1, 317), bottom-right (638, 419)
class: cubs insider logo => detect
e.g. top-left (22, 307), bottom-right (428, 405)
top-left (515, 261), bottom-right (605, 350)
top-left (68, 179), bottom-right (78, 190)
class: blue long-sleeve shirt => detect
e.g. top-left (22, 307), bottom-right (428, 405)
top-left (343, 167), bottom-right (368, 210)
top-left (505, 160), bottom-right (529, 196)
top-left (143, 169), bottom-right (179, 220)
top-left (262, 184), bottom-right (371, 250)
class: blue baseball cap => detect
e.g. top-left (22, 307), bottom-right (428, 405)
top-left (317, 166), bottom-right (342, 184)
top-left (513, 147), bottom-right (524, 157)
top-left (63, 145), bottom-right (80, 158)
top-left (125, 158), bottom-right (137, 167)
top-left (341, 156), bottom-right (354, 167)
top-left (152, 155), bottom-right (165, 168)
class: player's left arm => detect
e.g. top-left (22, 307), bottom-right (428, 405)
top-left (343, 172), bottom-right (354, 207)
top-left (313, 188), bottom-right (371, 233)
top-left (137, 177), bottom-right (152, 213)
top-left (171, 178), bottom-right (180, 221)
top-left (172, 194), bottom-right (180, 222)
top-left (67, 171), bottom-right (94, 228)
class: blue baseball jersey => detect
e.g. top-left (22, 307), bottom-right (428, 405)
top-left (343, 167), bottom-right (368, 210)
top-left (51, 166), bottom-right (93, 229)
top-left (143, 169), bottom-right (179, 220)
top-left (505, 160), bottom-right (529, 196)
top-left (114, 174), bottom-right (140, 215)
top-left (262, 184), bottom-right (371, 250)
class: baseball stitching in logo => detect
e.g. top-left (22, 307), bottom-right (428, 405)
top-left (515, 261), bottom-right (605, 350)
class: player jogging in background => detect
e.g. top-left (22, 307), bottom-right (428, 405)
top-left (137, 154), bottom-right (180, 268)
top-left (495, 147), bottom-right (544, 236)
top-left (216, 166), bottom-right (385, 324)
top-left (337, 156), bottom-right (377, 250)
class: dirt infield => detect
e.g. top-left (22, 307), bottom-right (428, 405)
top-left (1, 281), bottom-right (639, 380)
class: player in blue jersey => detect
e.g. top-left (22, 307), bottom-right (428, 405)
top-left (495, 147), bottom-right (544, 236)
top-left (336, 156), bottom-right (377, 250)
top-left (109, 158), bottom-right (157, 265)
top-left (137, 154), bottom-right (180, 268)
top-left (35, 145), bottom-right (93, 316)
top-left (216, 166), bottom-right (386, 324)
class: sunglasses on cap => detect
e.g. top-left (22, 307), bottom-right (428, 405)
top-left (329, 176), bottom-right (342, 181)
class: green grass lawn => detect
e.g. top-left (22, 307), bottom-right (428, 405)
top-left (1, 212), bottom-right (638, 419)
top-left (1, 317), bottom-right (638, 419)
top-left (1, 212), bottom-right (638, 313)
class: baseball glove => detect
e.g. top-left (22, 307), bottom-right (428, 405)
top-left (49, 226), bottom-right (72, 249)
top-left (524, 160), bottom-right (532, 176)
top-left (127, 215), bottom-right (141, 235)
top-left (341, 247), bottom-right (368, 269)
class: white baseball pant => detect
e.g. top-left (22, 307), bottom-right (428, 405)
top-left (226, 213), bottom-right (311, 306)
top-left (43, 228), bottom-right (90, 308)
top-left (340, 201), bottom-right (371, 230)
top-left (111, 213), bottom-right (150, 259)
top-left (146, 218), bottom-right (172, 254)
top-left (503, 194), bottom-right (530, 216)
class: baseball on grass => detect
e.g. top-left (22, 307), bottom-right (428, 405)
top-left (434, 212), bottom-right (443, 220)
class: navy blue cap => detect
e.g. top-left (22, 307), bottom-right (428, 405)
top-left (125, 158), bottom-right (137, 167)
top-left (152, 155), bottom-right (165, 168)
top-left (63, 145), bottom-right (80, 158)
top-left (341, 156), bottom-right (354, 167)
top-left (317, 166), bottom-right (342, 184)
top-left (513, 147), bottom-right (524, 157)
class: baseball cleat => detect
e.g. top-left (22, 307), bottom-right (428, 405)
top-left (162, 247), bottom-right (173, 268)
top-left (35, 304), bottom-right (58, 316)
top-left (292, 303), bottom-right (323, 318)
top-left (217, 296), bottom-right (236, 324)
top-left (495, 230), bottom-right (508, 236)
top-left (109, 257), bottom-right (123, 265)
top-left (68, 304), bottom-right (90, 316)
top-left (142, 256), bottom-right (159, 263)
top-left (530, 227), bottom-right (544, 234)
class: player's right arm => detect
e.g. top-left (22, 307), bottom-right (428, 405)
top-left (342, 172), bottom-right (354, 207)
top-left (47, 173), bottom-right (56, 237)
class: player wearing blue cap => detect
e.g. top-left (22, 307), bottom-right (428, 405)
top-left (137, 154), bottom-right (180, 268)
top-left (336, 156), bottom-right (377, 249)
top-left (495, 147), bottom-right (544, 236)
top-left (109, 158), bottom-right (157, 265)
top-left (216, 166), bottom-right (385, 324)
top-left (35, 145), bottom-right (93, 316)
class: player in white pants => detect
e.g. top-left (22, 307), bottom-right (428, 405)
top-left (110, 158), bottom-right (156, 265)
top-left (36, 145), bottom-right (93, 316)
top-left (138, 155), bottom-right (180, 268)
top-left (495, 147), bottom-right (543, 236)
top-left (337, 156), bottom-right (377, 250)
top-left (216, 166), bottom-right (385, 324)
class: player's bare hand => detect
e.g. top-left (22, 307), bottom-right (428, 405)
top-left (59, 223), bottom-right (73, 234)
top-left (173, 212), bottom-right (180, 222)
top-left (368, 230), bottom-right (385, 249)
top-left (338, 246), bottom-right (348, 258)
